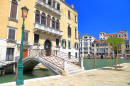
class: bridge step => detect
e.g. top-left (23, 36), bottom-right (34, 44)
top-left (66, 63), bottom-right (84, 75)
top-left (67, 69), bottom-right (84, 75)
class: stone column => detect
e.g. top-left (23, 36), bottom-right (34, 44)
top-left (55, 2), bottom-right (57, 9)
top-left (50, 19), bottom-right (52, 27)
top-left (46, 0), bottom-right (48, 4)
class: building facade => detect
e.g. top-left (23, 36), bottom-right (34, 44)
top-left (92, 39), bottom-right (130, 58)
top-left (99, 30), bottom-right (128, 40)
top-left (0, 0), bottom-right (79, 62)
top-left (79, 34), bottom-right (96, 58)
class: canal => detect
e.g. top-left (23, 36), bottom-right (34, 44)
top-left (0, 59), bottom-right (130, 84)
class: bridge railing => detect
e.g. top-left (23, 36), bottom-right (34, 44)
top-left (28, 49), bottom-right (64, 70)
top-left (28, 49), bottom-right (80, 70)
top-left (53, 50), bottom-right (79, 64)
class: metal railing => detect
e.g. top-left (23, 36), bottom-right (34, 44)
top-left (28, 49), bottom-right (64, 69)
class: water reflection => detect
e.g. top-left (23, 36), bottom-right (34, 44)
top-left (0, 68), bottom-right (52, 84)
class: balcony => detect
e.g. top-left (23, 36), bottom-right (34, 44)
top-left (36, 0), bottom-right (61, 15)
top-left (34, 23), bottom-right (62, 36)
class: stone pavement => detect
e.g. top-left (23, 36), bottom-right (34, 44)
top-left (1, 63), bottom-right (130, 86)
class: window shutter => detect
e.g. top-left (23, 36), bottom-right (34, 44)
top-left (68, 41), bottom-right (70, 48)
top-left (77, 43), bottom-right (78, 49)
top-left (10, 1), bottom-right (17, 19)
top-left (70, 27), bottom-right (71, 37)
top-left (65, 41), bottom-right (66, 48)
top-left (12, 29), bottom-right (15, 40)
top-left (47, 18), bottom-right (50, 27)
top-left (8, 29), bottom-right (15, 40)
top-left (76, 53), bottom-right (77, 58)
top-left (70, 52), bottom-right (71, 58)
top-left (62, 40), bottom-right (63, 47)
top-left (44, 17), bottom-right (46, 25)
top-left (68, 27), bottom-right (69, 36)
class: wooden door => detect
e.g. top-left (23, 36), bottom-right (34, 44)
top-left (23, 49), bottom-right (28, 59)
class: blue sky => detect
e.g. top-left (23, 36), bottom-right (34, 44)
top-left (65, 0), bottom-right (130, 39)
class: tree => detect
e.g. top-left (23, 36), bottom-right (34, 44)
top-left (105, 37), bottom-right (125, 69)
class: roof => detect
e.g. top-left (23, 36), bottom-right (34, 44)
top-left (93, 39), bottom-right (106, 43)
top-left (60, 0), bottom-right (78, 13)
top-left (123, 39), bottom-right (129, 41)
top-left (106, 33), bottom-right (117, 36)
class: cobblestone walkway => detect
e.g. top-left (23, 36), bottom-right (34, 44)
top-left (1, 63), bottom-right (130, 86)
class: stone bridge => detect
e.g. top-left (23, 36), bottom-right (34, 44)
top-left (23, 49), bottom-right (84, 76)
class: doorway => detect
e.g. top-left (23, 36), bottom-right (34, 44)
top-left (44, 40), bottom-right (51, 56)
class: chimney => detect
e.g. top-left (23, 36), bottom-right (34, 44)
top-left (71, 4), bottom-right (74, 8)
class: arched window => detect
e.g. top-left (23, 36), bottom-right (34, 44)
top-left (41, 12), bottom-right (46, 25)
top-left (35, 10), bottom-right (40, 23)
top-left (68, 25), bottom-right (71, 37)
top-left (52, 17), bottom-right (55, 28)
top-left (10, 0), bottom-right (18, 19)
top-left (48, 0), bottom-right (51, 5)
top-left (47, 15), bottom-right (50, 27)
top-left (56, 19), bottom-right (59, 30)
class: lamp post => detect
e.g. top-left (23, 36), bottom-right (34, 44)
top-left (16, 6), bottom-right (29, 85)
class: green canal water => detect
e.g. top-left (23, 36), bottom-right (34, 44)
top-left (82, 59), bottom-right (130, 70)
top-left (0, 59), bottom-right (130, 84)
top-left (0, 69), bottom-right (52, 84)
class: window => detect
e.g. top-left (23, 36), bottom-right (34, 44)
top-left (52, 17), bottom-right (55, 28)
top-left (56, 19), bottom-right (59, 30)
top-left (35, 10), bottom-right (40, 23)
top-left (68, 41), bottom-right (71, 49)
top-left (41, 13), bottom-right (46, 25)
top-left (68, 10), bottom-right (70, 19)
top-left (68, 52), bottom-right (71, 58)
top-left (23, 32), bottom-right (28, 42)
top-left (75, 28), bottom-right (77, 39)
top-left (75, 15), bottom-right (77, 23)
top-left (62, 40), bottom-right (66, 48)
top-left (124, 34), bottom-right (126, 37)
top-left (6, 48), bottom-right (14, 61)
top-left (47, 15), bottom-right (51, 27)
top-left (57, 4), bottom-right (60, 10)
top-left (48, 0), bottom-right (51, 5)
top-left (34, 34), bottom-right (39, 43)
top-left (119, 35), bottom-right (121, 38)
top-left (92, 44), bottom-right (94, 47)
top-left (75, 52), bottom-right (77, 58)
top-left (8, 29), bottom-right (15, 40)
top-left (68, 25), bottom-right (71, 37)
top-left (56, 39), bottom-right (59, 47)
top-left (10, 0), bottom-right (18, 19)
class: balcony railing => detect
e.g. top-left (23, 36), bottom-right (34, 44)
top-left (36, 0), bottom-right (61, 15)
top-left (34, 23), bottom-right (62, 36)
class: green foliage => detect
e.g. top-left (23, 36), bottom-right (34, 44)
top-left (105, 36), bottom-right (125, 53)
